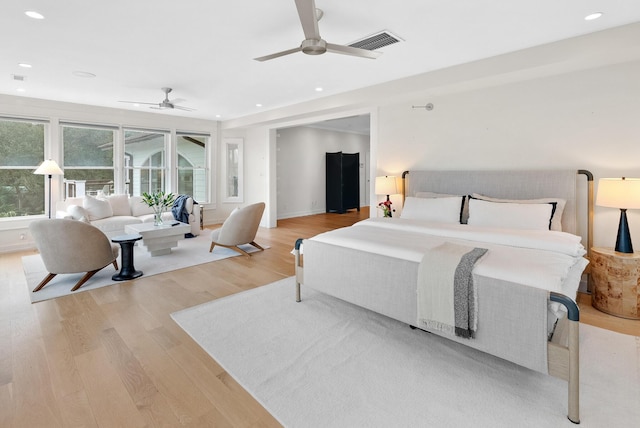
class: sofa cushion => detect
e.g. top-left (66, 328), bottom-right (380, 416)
top-left (108, 194), bottom-right (131, 216)
top-left (129, 196), bottom-right (155, 217)
top-left (83, 195), bottom-right (113, 221)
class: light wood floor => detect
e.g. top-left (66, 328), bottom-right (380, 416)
top-left (1, 209), bottom-right (638, 427)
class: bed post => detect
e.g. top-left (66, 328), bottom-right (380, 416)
top-left (549, 292), bottom-right (580, 424)
top-left (294, 238), bottom-right (304, 302)
top-left (578, 170), bottom-right (594, 292)
top-left (402, 171), bottom-right (409, 202)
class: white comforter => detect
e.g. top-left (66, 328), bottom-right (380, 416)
top-left (309, 218), bottom-right (588, 298)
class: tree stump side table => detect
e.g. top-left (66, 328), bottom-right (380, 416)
top-left (590, 247), bottom-right (640, 319)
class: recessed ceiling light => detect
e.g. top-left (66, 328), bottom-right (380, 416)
top-left (18, 63), bottom-right (32, 68)
top-left (16, 88), bottom-right (26, 92)
top-left (585, 12), bottom-right (603, 21)
top-left (133, 103), bottom-right (140, 107)
top-left (256, 103), bottom-right (263, 107)
top-left (215, 114), bottom-right (222, 118)
top-left (25, 11), bottom-right (44, 20)
top-left (315, 87), bottom-right (323, 92)
top-left (72, 70), bottom-right (96, 78)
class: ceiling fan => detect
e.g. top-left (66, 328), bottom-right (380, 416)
top-left (254, 0), bottom-right (381, 62)
top-left (119, 87), bottom-right (195, 111)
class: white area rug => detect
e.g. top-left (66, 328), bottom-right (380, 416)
top-left (23, 234), bottom-right (264, 303)
top-left (172, 277), bottom-right (640, 428)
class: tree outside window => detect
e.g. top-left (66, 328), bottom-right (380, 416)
top-left (0, 119), bottom-right (45, 217)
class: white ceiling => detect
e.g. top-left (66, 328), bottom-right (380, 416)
top-left (2, 1), bottom-right (639, 123)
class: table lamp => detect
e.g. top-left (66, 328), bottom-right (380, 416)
top-left (375, 175), bottom-right (398, 217)
top-left (34, 159), bottom-right (64, 219)
top-left (596, 177), bottom-right (640, 253)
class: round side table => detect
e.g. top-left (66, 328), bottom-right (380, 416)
top-left (111, 234), bottom-right (143, 281)
top-left (590, 247), bottom-right (640, 319)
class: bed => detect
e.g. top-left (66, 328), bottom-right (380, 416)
top-left (293, 169), bottom-right (593, 424)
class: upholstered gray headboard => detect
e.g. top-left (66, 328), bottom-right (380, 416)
top-left (403, 170), bottom-right (592, 237)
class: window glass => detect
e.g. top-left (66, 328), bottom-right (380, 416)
top-left (222, 138), bottom-right (243, 202)
top-left (62, 125), bottom-right (115, 196)
top-left (177, 134), bottom-right (208, 203)
top-left (0, 119), bottom-right (45, 217)
top-left (124, 129), bottom-right (167, 196)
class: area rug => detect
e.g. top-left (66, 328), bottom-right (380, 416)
top-left (171, 277), bottom-right (640, 428)
top-left (23, 233), bottom-right (265, 303)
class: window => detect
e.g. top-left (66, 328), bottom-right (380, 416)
top-left (124, 129), bottom-right (168, 196)
top-left (222, 138), bottom-right (243, 202)
top-left (0, 118), bottom-right (45, 217)
top-left (62, 124), bottom-right (116, 197)
top-left (177, 132), bottom-right (208, 203)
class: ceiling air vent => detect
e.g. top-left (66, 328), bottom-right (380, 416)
top-left (349, 31), bottom-right (402, 51)
top-left (12, 74), bottom-right (26, 81)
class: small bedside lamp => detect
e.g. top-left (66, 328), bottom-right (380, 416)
top-left (596, 177), bottom-right (640, 253)
top-left (34, 159), bottom-right (64, 219)
top-left (375, 176), bottom-right (398, 217)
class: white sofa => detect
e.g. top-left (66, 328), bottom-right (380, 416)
top-left (56, 194), bottom-right (200, 238)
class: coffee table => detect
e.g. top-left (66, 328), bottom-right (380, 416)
top-left (124, 221), bottom-right (190, 256)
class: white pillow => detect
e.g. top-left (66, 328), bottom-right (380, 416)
top-left (108, 194), bottom-right (131, 216)
top-left (467, 198), bottom-right (554, 231)
top-left (472, 193), bottom-right (566, 231)
top-left (83, 194), bottom-right (113, 221)
top-left (67, 204), bottom-right (88, 221)
top-left (400, 196), bottom-right (464, 223)
top-left (129, 196), bottom-right (155, 217)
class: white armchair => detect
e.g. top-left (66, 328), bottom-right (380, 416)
top-left (29, 219), bottom-right (120, 292)
top-left (209, 202), bottom-right (265, 257)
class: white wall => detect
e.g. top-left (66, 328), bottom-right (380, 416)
top-left (376, 60), bottom-right (640, 248)
top-left (221, 25), bottom-right (640, 249)
top-left (276, 126), bottom-right (370, 219)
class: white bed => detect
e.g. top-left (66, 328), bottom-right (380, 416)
top-left (294, 169), bottom-right (593, 424)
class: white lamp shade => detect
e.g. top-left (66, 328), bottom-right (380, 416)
top-left (34, 159), bottom-right (64, 176)
top-left (375, 176), bottom-right (398, 195)
top-left (596, 178), bottom-right (640, 209)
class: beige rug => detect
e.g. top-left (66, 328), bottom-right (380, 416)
top-left (172, 277), bottom-right (640, 428)
top-left (23, 233), bottom-right (266, 303)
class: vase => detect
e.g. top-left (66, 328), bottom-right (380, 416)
top-left (153, 209), bottom-right (164, 226)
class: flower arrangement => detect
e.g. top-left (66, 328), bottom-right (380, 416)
top-left (141, 191), bottom-right (176, 226)
top-left (378, 199), bottom-right (393, 217)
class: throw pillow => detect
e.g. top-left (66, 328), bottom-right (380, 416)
top-left (67, 204), bottom-right (88, 220)
top-left (108, 194), bottom-right (131, 216)
top-left (400, 196), bottom-right (464, 224)
top-left (83, 194), bottom-right (113, 221)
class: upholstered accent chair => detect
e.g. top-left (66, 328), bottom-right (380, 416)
top-left (209, 202), bottom-right (265, 257)
top-left (29, 219), bottom-right (120, 292)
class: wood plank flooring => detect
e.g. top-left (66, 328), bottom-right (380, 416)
top-left (1, 208), bottom-right (638, 427)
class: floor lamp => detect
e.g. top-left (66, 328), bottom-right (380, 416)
top-left (34, 159), bottom-right (64, 219)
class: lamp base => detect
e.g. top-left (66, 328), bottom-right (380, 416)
top-left (615, 209), bottom-right (633, 253)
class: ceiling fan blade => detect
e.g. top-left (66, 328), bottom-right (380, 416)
top-left (173, 105), bottom-right (196, 111)
top-left (170, 98), bottom-right (187, 104)
top-left (295, 0), bottom-right (320, 40)
top-left (326, 43), bottom-right (381, 59)
top-left (254, 46), bottom-right (302, 62)
top-left (118, 100), bottom-right (158, 105)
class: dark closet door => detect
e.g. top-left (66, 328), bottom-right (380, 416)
top-left (326, 152), bottom-right (360, 214)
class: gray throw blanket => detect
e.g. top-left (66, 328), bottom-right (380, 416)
top-left (417, 243), bottom-right (488, 339)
